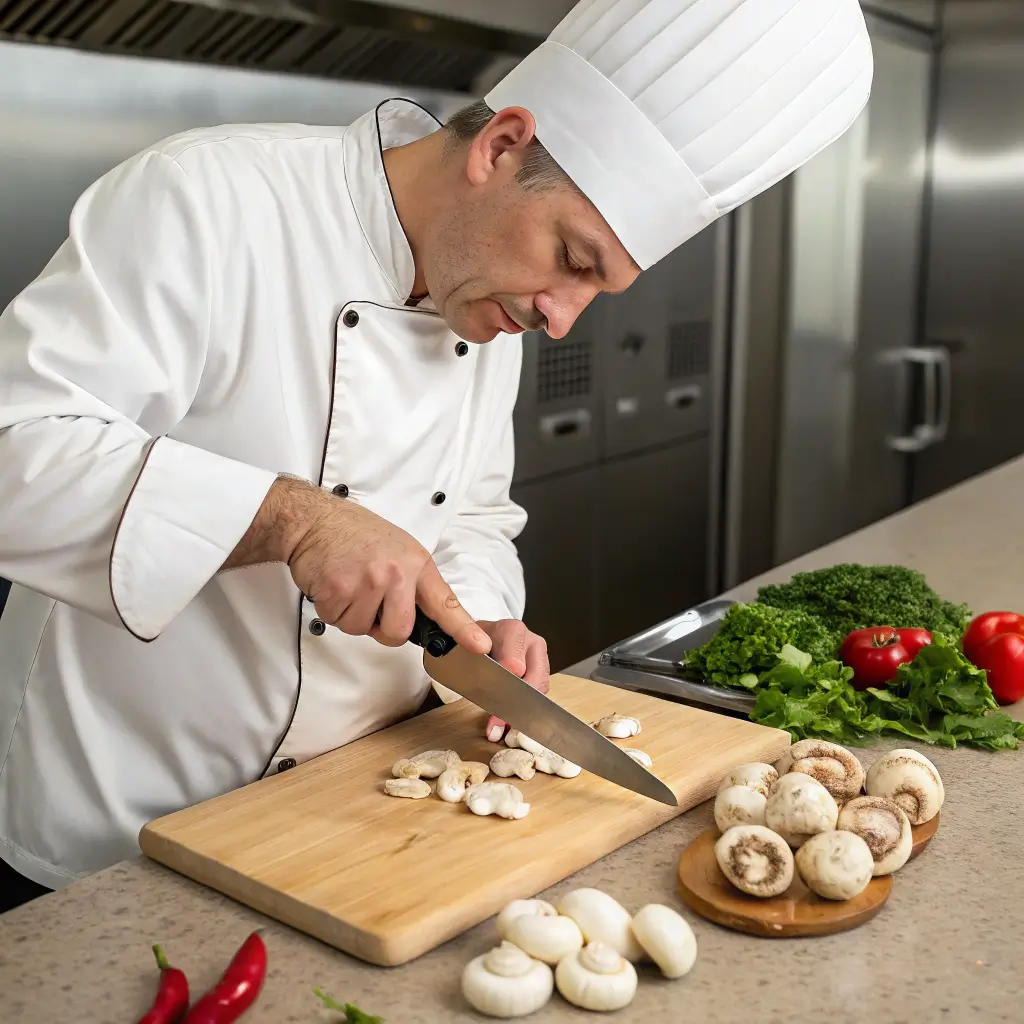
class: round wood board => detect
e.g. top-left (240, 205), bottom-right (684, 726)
top-left (909, 811), bottom-right (940, 861)
top-left (677, 830), bottom-right (893, 938)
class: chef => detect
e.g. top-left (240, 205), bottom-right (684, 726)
top-left (0, 0), bottom-right (872, 911)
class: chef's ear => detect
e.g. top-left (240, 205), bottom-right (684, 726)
top-left (464, 106), bottom-right (538, 186)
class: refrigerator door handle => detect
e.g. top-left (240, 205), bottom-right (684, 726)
top-left (881, 346), bottom-right (951, 453)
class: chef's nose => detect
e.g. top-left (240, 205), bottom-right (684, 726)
top-left (534, 289), bottom-right (596, 340)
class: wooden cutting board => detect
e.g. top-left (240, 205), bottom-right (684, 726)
top-left (140, 673), bottom-right (790, 966)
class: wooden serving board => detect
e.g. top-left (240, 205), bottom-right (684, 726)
top-left (677, 830), bottom-right (893, 937)
top-left (140, 673), bottom-right (789, 966)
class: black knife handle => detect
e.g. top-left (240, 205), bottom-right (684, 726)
top-left (409, 607), bottom-right (457, 658)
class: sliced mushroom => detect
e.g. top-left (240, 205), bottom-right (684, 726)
top-left (629, 903), bottom-right (698, 979)
top-left (717, 762), bottom-right (779, 799)
top-left (516, 734), bottom-right (582, 778)
top-left (865, 748), bottom-right (944, 825)
top-left (837, 796), bottom-right (913, 876)
top-left (383, 778), bottom-right (431, 799)
top-left (465, 782), bottom-right (531, 820)
top-left (392, 748), bottom-right (460, 780)
top-left (623, 748), bottom-right (653, 767)
top-left (554, 942), bottom-right (638, 1012)
top-left (783, 739), bottom-right (865, 804)
top-left (495, 899), bottom-right (557, 941)
top-left (506, 911), bottom-right (584, 965)
top-left (714, 785), bottom-right (768, 832)
top-left (590, 713), bottom-right (641, 739)
top-left (436, 761), bottom-right (490, 803)
top-left (764, 772), bottom-right (839, 847)
top-left (504, 730), bottom-right (522, 749)
top-left (794, 829), bottom-right (874, 900)
top-left (555, 888), bottom-right (644, 962)
top-left (461, 941), bottom-right (553, 1018)
top-left (489, 748), bottom-right (536, 781)
top-left (714, 824), bottom-right (795, 898)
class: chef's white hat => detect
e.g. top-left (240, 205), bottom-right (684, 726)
top-left (485, 0), bottom-right (873, 270)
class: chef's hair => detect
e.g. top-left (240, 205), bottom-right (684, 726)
top-left (445, 100), bottom-right (581, 195)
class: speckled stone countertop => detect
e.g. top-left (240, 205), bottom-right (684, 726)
top-left (3, 460), bottom-right (1024, 1022)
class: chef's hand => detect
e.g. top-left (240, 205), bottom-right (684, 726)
top-left (477, 619), bottom-right (550, 742)
top-left (224, 476), bottom-right (492, 655)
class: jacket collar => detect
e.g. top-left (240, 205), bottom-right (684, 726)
top-left (343, 98), bottom-right (443, 306)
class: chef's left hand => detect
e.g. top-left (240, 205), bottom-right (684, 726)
top-left (477, 619), bottom-right (550, 742)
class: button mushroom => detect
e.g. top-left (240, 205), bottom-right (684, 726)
top-left (717, 762), bottom-right (779, 798)
top-left (465, 782), bottom-right (531, 820)
top-left (764, 772), bottom-right (839, 847)
top-left (515, 734), bottom-right (582, 778)
top-left (714, 824), bottom-right (795, 898)
top-left (392, 749), bottom-right (461, 780)
top-left (554, 942), bottom-right (637, 1012)
top-left (590, 713), bottom-right (642, 739)
top-left (489, 748), bottom-right (536, 781)
top-left (629, 903), bottom-right (698, 979)
top-left (794, 829), bottom-right (874, 900)
top-left (714, 784), bottom-right (767, 832)
top-left (782, 739), bottom-right (866, 804)
top-left (865, 748), bottom-right (944, 825)
top-left (837, 795), bottom-right (913, 876)
top-left (505, 911), bottom-right (584, 966)
top-left (436, 761), bottom-right (490, 803)
top-left (623, 748), bottom-right (652, 767)
top-left (495, 899), bottom-right (557, 941)
top-left (461, 941), bottom-right (553, 1018)
top-left (554, 888), bottom-right (644, 962)
top-left (383, 778), bottom-right (431, 799)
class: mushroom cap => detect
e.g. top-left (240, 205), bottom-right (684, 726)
top-left (405, 748), bottom-right (461, 779)
top-left (506, 912), bottom-right (584, 965)
top-left (461, 942), bottom-right (554, 1018)
top-left (717, 762), bottom-right (779, 798)
top-left (714, 824), bottom-right (795, 898)
top-left (837, 796), bottom-right (913, 876)
top-left (865, 748), bottom-right (944, 824)
top-left (714, 785), bottom-right (768, 833)
top-left (623, 748), bottom-right (653, 767)
top-left (630, 903), bottom-right (698, 979)
top-left (794, 829), bottom-right (874, 900)
top-left (784, 740), bottom-right (866, 803)
top-left (591, 713), bottom-right (642, 739)
top-left (504, 730), bottom-right (522, 749)
top-left (465, 782), bottom-right (530, 820)
top-left (436, 762), bottom-right (490, 803)
top-left (554, 942), bottom-right (638, 1012)
top-left (495, 899), bottom-right (557, 940)
top-left (383, 778), bottom-right (431, 799)
top-left (765, 772), bottom-right (839, 847)
top-left (489, 748), bottom-right (536, 781)
top-left (555, 888), bottom-right (644, 962)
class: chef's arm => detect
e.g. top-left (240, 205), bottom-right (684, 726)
top-left (0, 150), bottom-right (277, 639)
top-left (431, 413), bottom-right (528, 625)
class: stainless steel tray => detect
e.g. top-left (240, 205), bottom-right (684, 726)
top-left (590, 598), bottom-right (755, 717)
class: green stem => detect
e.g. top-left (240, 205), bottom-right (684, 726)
top-left (152, 944), bottom-right (171, 971)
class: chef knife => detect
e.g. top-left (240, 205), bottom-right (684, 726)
top-left (408, 608), bottom-right (677, 807)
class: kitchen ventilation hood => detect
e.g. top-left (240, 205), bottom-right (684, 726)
top-left (0, 0), bottom-right (572, 94)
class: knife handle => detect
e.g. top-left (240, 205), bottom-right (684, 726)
top-left (409, 607), bottom-right (457, 658)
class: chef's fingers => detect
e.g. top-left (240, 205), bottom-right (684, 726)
top-left (490, 620), bottom-right (528, 678)
top-left (522, 633), bottom-right (551, 695)
top-left (484, 715), bottom-right (507, 743)
top-left (334, 578), bottom-right (389, 638)
top-left (415, 561), bottom-right (491, 655)
top-left (369, 576), bottom-right (417, 647)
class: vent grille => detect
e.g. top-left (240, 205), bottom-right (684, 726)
top-left (667, 320), bottom-right (711, 380)
top-left (537, 340), bottom-right (592, 403)
top-left (0, 0), bottom-right (539, 93)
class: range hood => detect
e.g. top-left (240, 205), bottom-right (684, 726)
top-left (0, 0), bottom-right (572, 94)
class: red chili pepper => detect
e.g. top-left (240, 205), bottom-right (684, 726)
top-left (183, 930), bottom-right (267, 1023)
top-left (137, 944), bottom-right (190, 1024)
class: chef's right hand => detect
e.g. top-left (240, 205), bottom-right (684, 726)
top-left (224, 476), bottom-right (492, 654)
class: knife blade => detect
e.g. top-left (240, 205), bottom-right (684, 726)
top-left (408, 609), bottom-right (677, 807)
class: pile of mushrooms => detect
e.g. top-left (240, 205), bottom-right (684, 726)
top-left (461, 887), bottom-right (698, 1018)
top-left (381, 712), bottom-right (655, 822)
top-left (712, 742), bottom-right (944, 901)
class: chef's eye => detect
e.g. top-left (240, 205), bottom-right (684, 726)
top-left (560, 244), bottom-right (584, 275)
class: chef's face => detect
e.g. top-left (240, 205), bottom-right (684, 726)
top-left (426, 109), bottom-right (641, 344)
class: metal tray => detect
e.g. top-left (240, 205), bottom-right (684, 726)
top-left (590, 598), bottom-right (755, 717)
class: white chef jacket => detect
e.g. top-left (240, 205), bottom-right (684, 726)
top-left (0, 98), bottom-right (527, 890)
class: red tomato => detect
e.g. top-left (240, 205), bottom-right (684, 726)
top-left (963, 611), bottom-right (1024, 663)
top-left (972, 632), bottom-right (1024, 704)
top-left (841, 627), bottom-right (922, 691)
